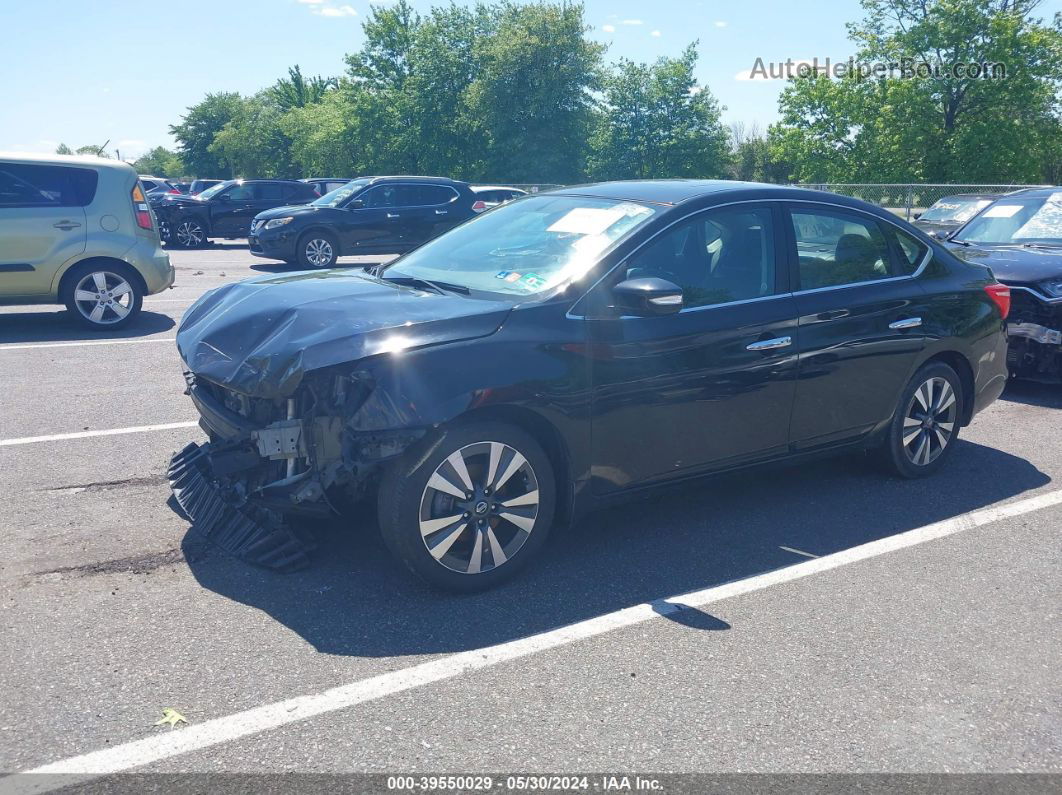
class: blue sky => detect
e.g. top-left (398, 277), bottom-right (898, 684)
top-left (3, 0), bottom-right (1060, 160)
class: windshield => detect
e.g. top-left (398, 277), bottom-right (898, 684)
top-left (920, 197), bottom-right (994, 224)
top-left (383, 195), bottom-right (658, 296)
top-left (195, 180), bottom-right (234, 201)
top-left (957, 194), bottom-right (1062, 246)
top-left (313, 178), bottom-right (370, 207)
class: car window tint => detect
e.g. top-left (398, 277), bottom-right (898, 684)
top-left (892, 228), bottom-right (928, 274)
top-left (360, 185), bottom-right (399, 208)
top-left (791, 209), bottom-right (891, 289)
top-left (254, 183), bottom-right (285, 201)
top-left (226, 183), bottom-right (255, 201)
top-left (626, 206), bottom-right (776, 308)
top-left (418, 185), bottom-right (458, 206)
top-left (0, 163), bottom-right (98, 208)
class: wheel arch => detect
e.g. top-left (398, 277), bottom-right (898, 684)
top-left (452, 404), bottom-right (575, 528)
top-left (920, 350), bottom-right (976, 426)
top-left (57, 256), bottom-right (148, 301)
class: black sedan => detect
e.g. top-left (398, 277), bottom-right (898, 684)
top-left (170, 181), bottom-right (1009, 591)
top-left (948, 187), bottom-right (1062, 381)
top-left (248, 176), bottom-right (480, 269)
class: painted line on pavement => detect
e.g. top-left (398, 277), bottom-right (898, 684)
top-left (0, 422), bottom-right (198, 447)
top-left (0, 338), bottom-right (175, 352)
top-left (8, 486), bottom-right (1062, 792)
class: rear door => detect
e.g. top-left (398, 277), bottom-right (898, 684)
top-left (209, 182), bottom-right (258, 237)
top-left (0, 162), bottom-right (89, 296)
top-left (408, 184), bottom-right (463, 244)
top-left (588, 202), bottom-right (800, 493)
top-left (785, 203), bottom-right (931, 449)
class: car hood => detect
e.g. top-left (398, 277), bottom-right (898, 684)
top-left (948, 243), bottom-right (1062, 284)
top-left (254, 204), bottom-right (330, 221)
top-left (150, 193), bottom-right (203, 209)
top-left (177, 270), bottom-right (513, 398)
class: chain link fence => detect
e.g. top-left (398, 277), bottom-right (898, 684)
top-left (795, 183), bottom-right (1048, 220)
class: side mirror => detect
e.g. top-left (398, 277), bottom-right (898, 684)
top-left (613, 277), bottom-right (683, 316)
top-left (913, 212), bottom-right (922, 220)
top-left (348, 199), bottom-right (365, 210)
top-left (217, 193), bottom-right (231, 202)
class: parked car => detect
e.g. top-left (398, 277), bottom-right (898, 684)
top-left (139, 175), bottom-right (180, 196)
top-left (172, 182), bottom-right (192, 194)
top-left (153, 179), bottom-right (318, 248)
top-left (301, 177), bottom-right (355, 197)
top-left (913, 193), bottom-right (1000, 239)
top-left (948, 187), bottom-right (1062, 381)
top-left (189, 179), bottom-right (223, 195)
top-left (471, 185), bottom-right (528, 210)
top-left (170, 180), bottom-right (1008, 590)
top-left (248, 176), bottom-right (480, 268)
top-left (0, 152), bottom-right (174, 328)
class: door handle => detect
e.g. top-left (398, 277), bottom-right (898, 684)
top-left (53, 220), bottom-right (82, 231)
top-left (435, 209), bottom-right (448, 215)
top-left (889, 317), bottom-right (922, 330)
top-left (816, 309), bottom-right (849, 321)
top-left (387, 213), bottom-right (400, 219)
top-left (746, 336), bottom-right (793, 352)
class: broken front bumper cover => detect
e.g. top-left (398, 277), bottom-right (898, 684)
top-left (168, 442), bottom-right (314, 571)
top-left (1008, 321), bottom-right (1062, 346)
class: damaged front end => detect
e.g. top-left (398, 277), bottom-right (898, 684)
top-left (169, 368), bottom-right (424, 570)
top-left (1007, 287), bottom-right (1062, 382)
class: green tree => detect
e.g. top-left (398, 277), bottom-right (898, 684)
top-left (132, 146), bottom-right (184, 177)
top-left (269, 65), bottom-right (337, 111)
top-left (729, 122), bottom-right (789, 183)
top-left (170, 92), bottom-right (243, 177)
top-left (55, 144), bottom-right (73, 155)
top-left (210, 92), bottom-right (298, 178)
top-left (771, 0), bottom-right (1062, 183)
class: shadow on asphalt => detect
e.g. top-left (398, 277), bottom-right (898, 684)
top-left (1000, 379), bottom-right (1062, 409)
top-left (182, 438), bottom-right (1050, 658)
top-left (0, 310), bottom-right (175, 344)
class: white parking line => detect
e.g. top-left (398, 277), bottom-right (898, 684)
top-left (8, 486), bottom-right (1062, 791)
top-left (0, 338), bottom-right (175, 352)
top-left (0, 422), bottom-right (198, 447)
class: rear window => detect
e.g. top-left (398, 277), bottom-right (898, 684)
top-left (0, 163), bottom-right (98, 208)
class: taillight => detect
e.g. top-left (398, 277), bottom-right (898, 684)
top-left (131, 184), bottom-right (154, 230)
top-left (471, 200), bottom-right (487, 213)
top-left (984, 283), bottom-right (1010, 319)
top-left (168, 188), bottom-right (180, 194)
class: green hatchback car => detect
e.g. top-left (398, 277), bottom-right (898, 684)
top-left (0, 153), bottom-right (174, 329)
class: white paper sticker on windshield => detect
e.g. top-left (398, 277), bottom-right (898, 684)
top-left (547, 207), bottom-right (626, 235)
top-left (983, 204), bottom-right (1023, 218)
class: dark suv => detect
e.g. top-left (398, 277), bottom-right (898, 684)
top-left (248, 176), bottom-right (479, 268)
top-left (154, 179), bottom-right (318, 248)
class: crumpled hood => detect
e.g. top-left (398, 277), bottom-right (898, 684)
top-left (949, 243), bottom-right (1062, 285)
top-left (177, 270), bottom-right (512, 398)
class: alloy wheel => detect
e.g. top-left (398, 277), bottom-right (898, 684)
top-left (902, 376), bottom-right (958, 466)
top-left (418, 441), bottom-right (540, 575)
top-left (305, 238), bottom-right (334, 267)
top-left (72, 271), bottom-right (135, 326)
top-left (175, 220), bottom-right (205, 247)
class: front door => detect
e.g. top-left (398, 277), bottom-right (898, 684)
top-left (785, 203), bottom-right (930, 448)
top-left (0, 162), bottom-right (87, 296)
top-left (587, 203), bottom-right (800, 494)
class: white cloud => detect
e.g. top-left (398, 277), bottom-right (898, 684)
top-left (314, 4), bottom-right (357, 16)
top-left (650, 30), bottom-right (661, 37)
top-left (621, 19), bottom-right (643, 26)
top-left (714, 21), bottom-right (728, 28)
top-left (602, 24), bottom-right (615, 33)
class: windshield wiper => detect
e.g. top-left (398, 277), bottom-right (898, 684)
top-left (380, 275), bottom-right (470, 295)
top-left (1022, 242), bottom-right (1062, 250)
top-left (949, 238), bottom-right (971, 246)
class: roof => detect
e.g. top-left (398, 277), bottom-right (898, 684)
top-left (550, 179), bottom-right (875, 206)
top-left (931, 193), bottom-right (1003, 201)
top-left (366, 175), bottom-right (465, 186)
top-left (999, 186), bottom-right (1062, 198)
top-left (472, 185), bottom-right (528, 193)
top-left (0, 151), bottom-right (135, 172)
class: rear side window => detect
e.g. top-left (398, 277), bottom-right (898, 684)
top-left (254, 183), bottom-right (285, 201)
top-left (790, 209), bottom-right (892, 290)
top-left (0, 163), bottom-right (98, 208)
top-left (417, 185), bottom-right (459, 206)
top-left (891, 228), bottom-right (928, 274)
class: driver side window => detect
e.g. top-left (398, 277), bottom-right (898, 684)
top-left (624, 206), bottom-right (777, 309)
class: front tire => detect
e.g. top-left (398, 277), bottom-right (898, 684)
top-left (880, 361), bottom-right (963, 478)
top-left (296, 231), bottom-right (339, 269)
top-left (62, 262), bottom-right (143, 329)
top-left (378, 421), bottom-right (556, 592)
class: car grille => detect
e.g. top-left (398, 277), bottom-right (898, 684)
top-left (249, 220), bottom-right (262, 232)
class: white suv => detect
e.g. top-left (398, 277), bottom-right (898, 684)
top-left (0, 152), bottom-right (174, 329)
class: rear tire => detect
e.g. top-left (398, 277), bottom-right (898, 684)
top-left (62, 261), bottom-right (143, 330)
top-left (879, 361), bottom-right (963, 478)
top-left (171, 217), bottom-right (209, 249)
top-left (296, 231), bottom-right (339, 269)
top-left (378, 421), bottom-right (556, 592)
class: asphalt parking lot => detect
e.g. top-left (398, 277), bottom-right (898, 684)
top-left (1, 244), bottom-right (1061, 784)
